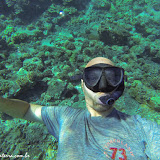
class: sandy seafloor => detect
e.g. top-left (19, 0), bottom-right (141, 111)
top-left (0, 0), bottom-right (160, 159)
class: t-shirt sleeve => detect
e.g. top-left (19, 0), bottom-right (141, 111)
top-left (135, 115), bottom-right (160, 159)
top-left (41, 106), bottom-right (73, 140)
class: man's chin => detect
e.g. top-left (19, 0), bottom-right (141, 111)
top-left (94, 101), bottom-right (112, 111)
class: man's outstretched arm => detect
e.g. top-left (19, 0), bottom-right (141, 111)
top-left (0, 97), bottom-right (43, 123)
top-left (24, 103), bottom-right (43, 123)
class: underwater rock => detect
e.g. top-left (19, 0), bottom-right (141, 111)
top-left (98, 22), bottom-right (131, 46)
top-left (64, 40), bottom-right (76, 50)
top-left (153, 2), bottom-right (160, 11)
top-left (62, 0), bottom-right (90, 10)
top-left (23, 57), bottom-right (44, 71)
top-left (129, 80), bottom-right (151, 104)
top-left (92, 0), bottom-right (111, 10)
top-left (41, 79), bottom-right (67, 103)
top-left (149, 97), bottom-right (160, 112)
top-left (151, 76), bottom-right (160, 90)
top-left (5, 0), bottom-right (52, 24)
top-left (135, 22), bottom-right (149, 37)
top-left (11, 32), bottom-right (29, 44)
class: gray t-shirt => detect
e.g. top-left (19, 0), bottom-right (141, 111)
top-left (41, 106), bottom-right (160, 160)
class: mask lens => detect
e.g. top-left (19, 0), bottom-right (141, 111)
top-left (105, 67), bottom-right (124, 87)
top-left (84, 67), bottom-right (102, 87)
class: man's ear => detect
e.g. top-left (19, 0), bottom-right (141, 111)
top-left (81, 79), bottom-right (84, 91)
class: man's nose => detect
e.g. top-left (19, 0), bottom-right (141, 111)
top-left (98, 75), bottom-right (107, 92)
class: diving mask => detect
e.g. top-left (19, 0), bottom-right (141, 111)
top-left (83, 63), bottom-right (124, 93)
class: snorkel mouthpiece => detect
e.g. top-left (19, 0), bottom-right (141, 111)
top-left (99, 90), bottom-right (123, 106)
top-left (99, 96), bottom-right (115, 106)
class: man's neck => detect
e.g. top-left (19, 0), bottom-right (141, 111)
top-left (86, 104), bottom-right (114, 117)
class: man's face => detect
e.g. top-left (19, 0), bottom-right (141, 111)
top-left (81, 57), bottom-right (119, 112)
top-left (81, 57), bottom-right (124, 115)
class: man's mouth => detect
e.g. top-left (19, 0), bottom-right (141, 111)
top-left (96, 98), bottom-right (106, 106)
top-left (99, 95), bottom-right (115, 106)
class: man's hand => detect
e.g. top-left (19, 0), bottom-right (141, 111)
top-left (0, 97), bottom-right (30, 118)
top-left (0, 97), bottom-right (43, 123)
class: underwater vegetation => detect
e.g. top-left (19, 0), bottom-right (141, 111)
top-left (0, 0), bottom-right (160, 159)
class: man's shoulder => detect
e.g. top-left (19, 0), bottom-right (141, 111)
top-left (42, 106), bottom-right (85, 119)
top-left (41, 106), bottom-right (86, 131)
top-left (42, 105), bottom-right (84, 112)
top-left (113, 109), bottom-right (151, 123)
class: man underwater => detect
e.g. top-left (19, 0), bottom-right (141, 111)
top-left (0, 57), bottom-right (160, 160)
